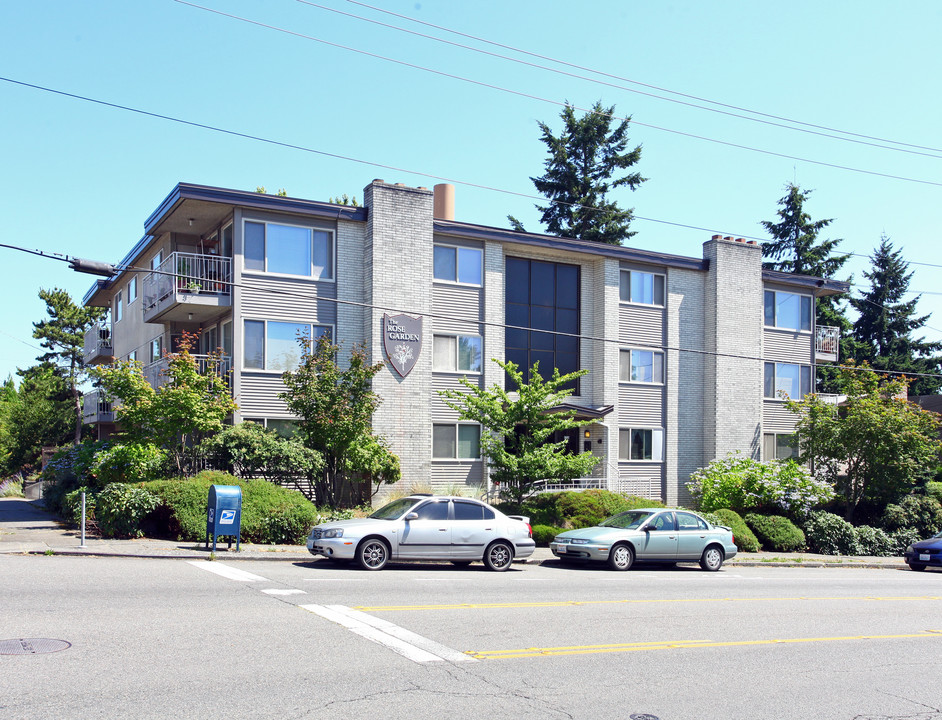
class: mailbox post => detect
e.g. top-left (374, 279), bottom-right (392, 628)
top-left (206, 484), bottom-right (242, 552)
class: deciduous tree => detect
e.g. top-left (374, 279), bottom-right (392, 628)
top-left (440, 359), bottom-right (598, 508)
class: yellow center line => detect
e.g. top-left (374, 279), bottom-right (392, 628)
top-left (354, 595), bottom-right (942, 612)
top-left (466, 631), bottom-right (942, 660)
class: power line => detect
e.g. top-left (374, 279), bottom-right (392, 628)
top-left (2, 240), bottom-right (939, 380)
top-left (345, 0), bottom-right (942, 155)
top-left (3, 75), bottom-right (941, 274)
top-left (297, 0), bottom-right (942, 160)
top-left (170, 1), bottom-right (942, 189)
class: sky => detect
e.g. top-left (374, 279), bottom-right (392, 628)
top-left (1, 0), bottom-right (940, 383)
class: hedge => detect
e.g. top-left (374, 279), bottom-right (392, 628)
top-left (743, 513), bottom-right (806, 552)
top-left (708, 509), bottom-right (760, 553)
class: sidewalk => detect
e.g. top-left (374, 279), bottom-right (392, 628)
top-left (0, 497), bottom-right (908, 568)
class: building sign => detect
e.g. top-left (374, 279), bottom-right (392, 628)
top-left (383, 313), bottom-right (423, 377)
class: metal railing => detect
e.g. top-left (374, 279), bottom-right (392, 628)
top-left (142, 252), bottom-right (231, 312)
top-left (82, 321), bottom-right (112, 361)
top-left (82, 390), bottom-right (114, 422)
top-left (144, 354), bottom-right (233, 389)
top-left (815, 325), bottom-right (840, 360)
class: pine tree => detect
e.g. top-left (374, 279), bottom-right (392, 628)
top-left (519, 101), bottom-right (645, 245)
top-left (761, 183), bottom-right (853, 392)
top-left (850, 236), bottom-right (942, 395)
top-left (32, 288), bottom-right (107, 444)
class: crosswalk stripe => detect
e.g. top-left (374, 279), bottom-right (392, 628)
top-left (186, 560), bottom-right (267, 582)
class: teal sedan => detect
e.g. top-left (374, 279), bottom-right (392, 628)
top-left (549, 508), bottom-right (737, 571)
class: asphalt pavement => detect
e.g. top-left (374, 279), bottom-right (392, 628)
top-left (0, 496), bottom-right (908, 568)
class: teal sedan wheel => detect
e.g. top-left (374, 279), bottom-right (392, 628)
top-left (607, 543), bottom-right (635, 571)
top-left (699, 545), bottom-right (724, 572)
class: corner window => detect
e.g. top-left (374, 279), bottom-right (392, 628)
top-left (149, 337), bottom-right (162, 364)
top-left (619, 270), bottom-right (665, 306)
top-left (128, 277), bottom-right (138, 304)
top-left (434, 245), bottom-right (482, 285)
top-left (244, 221), bottom-right (334, 280)
top-left (433, 335), bottom-right (482, 373)
top-left (763, 433), bottom-right (799, 461)
top-left (243, 320), bottom-right (331, 372)
top-left (764, 290), bottom-right (812, 331)
top-left (764, 362), bottom-right (811, 400)
top-left (432, 424), bottom-right (481, 459)
top-left (619, 428), bottom-right (664, 461)
top-left (115, 292), bottom-right (123, 323)
top-left (619, 349), bottom-right (664, 383)
top-left (151, 251), bottom-right (163, 271)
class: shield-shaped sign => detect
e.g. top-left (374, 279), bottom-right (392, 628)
top-left (383, 313), bottom-right (423, 377)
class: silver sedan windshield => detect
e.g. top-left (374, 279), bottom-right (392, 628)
top-left (368, 498), bottom-right (417, 520)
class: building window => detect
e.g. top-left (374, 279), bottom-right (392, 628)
top-left (619, 349), bottom-right (664, 383)
top-left (151, 251), bottom-right (163, 271)
top-left (128, 277), bottom-right (138, 304)
top-left (505, 257), bottom-right (580, 392)
top-left (432, 424), bottom-right (481, 459)
top-left (128, 350), bottom-right (138, 362)
top-left (433, 244), bottom-right (482, 285)
top-left (619, 428), bottom-right (664, 461)
top-left (619, 270), bottom-right (665, 306)
top-left (243, 320), bottom-right (331, 372)
top-left (763, 433), bottom-right (799, 461)
top-left (764, 362), bottom-right (811, 400)
top-left (149, 337), bottom-right (162, 364)
top-left (764, 290), bottom-right (812, 331)
top-left (115, 292), bottom-right (123, 322)
top-left (433, 335), bottom-right (482, 373)
top-left (221, 321), bottom-right (233, 358)
top-left (244, 221), bottom-right (334, 280)
top-left (242, 418), bottom-right (299, 438)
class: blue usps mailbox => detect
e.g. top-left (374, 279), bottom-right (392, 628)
top-left (206, 484), bottom-right (242, 552)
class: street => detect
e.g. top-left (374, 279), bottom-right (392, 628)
top-left (2, 554), bottom-right (941, 720)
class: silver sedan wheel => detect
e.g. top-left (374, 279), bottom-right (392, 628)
top-left (357, 539), bottom-right (389, 571)
top-left (699, 546), bottom-right (724, 572)
top-left (484, 541), bottom-right (513, 571)
top-left (607, 543), bottom-right (634, 571)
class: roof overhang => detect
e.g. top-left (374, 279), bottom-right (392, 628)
top-left (548, 403), bottom-right (615, 421)
top-left (762, 269), bottom-right (849, 297)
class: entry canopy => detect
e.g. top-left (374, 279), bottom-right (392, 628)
top-left (547, 403), bottom-right (614, 421)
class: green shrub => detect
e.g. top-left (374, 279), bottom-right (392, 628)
top-left (687, 454), bottom-right (833, 517)
top-left (95, 483), bottom-right (160, 538)
top-left (554, 490), bottom-right (663, 528)
top-left (744, 513), bottom-right (806, 552)
top-left (142, 472), bottom-right (319, 544)
top-left (531, 524), bottom-right (564, 546)
top-left (890, 527), bottom-right (924, 555)
top-left (0, 477), bottom-right (24, 498)
top-left (803, 512), bottom-right (859, 555)
top-left (62, 487), bottom-right (95, 527)
top-left (710, 509), bottom-right (760, 552)
top-left (926, 482), bottom-right (942, 504)
top-left (42, 442), bottom-right (107, 516)
top-left (90, 443), bottom-right (166, 485)
top-left (853, 525), bottom-right (895, 557)
top-left (881, 494), bottom-right (942, 536)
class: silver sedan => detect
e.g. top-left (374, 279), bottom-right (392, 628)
top-left (549, 508), bottom-right (737, 571)
top-left (307, 495), bottom-right (536, 571)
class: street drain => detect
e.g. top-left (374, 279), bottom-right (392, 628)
top-left (0, 638), bottom-right (71, 655)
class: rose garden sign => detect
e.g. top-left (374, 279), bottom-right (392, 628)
top-left (383, 313), bottom-right (423, 377)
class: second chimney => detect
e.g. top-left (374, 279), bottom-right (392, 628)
top-left (433, 183), bottom-right (455, 220)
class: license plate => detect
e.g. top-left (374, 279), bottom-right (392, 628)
top-left (920, 553), bottom-right (931, 562)
top-left (557, 545), bottom-right (566, 553)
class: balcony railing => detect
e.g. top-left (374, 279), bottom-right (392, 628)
top-left (82, 390), bottom-right (114, 424)
top-left (815, 325), bottom-right (840, 362)
top-left (82, 321), bottom-right (113, 365)
top-left (142, 252), bottom-right (231, 323)
top-left (144, 354), bottom-right (232, 390)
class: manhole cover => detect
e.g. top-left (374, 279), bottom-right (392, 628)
top-left (630, 715), bottom-right (661, 720)
top-left (0, 638), bottom-right (71, 655)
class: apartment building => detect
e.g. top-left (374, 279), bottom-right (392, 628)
top-left (82, 179), bottom-right (847, 504)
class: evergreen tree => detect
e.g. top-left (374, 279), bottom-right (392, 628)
top-left (32, 288), bottom-right (107, 444)
top-left (516, 101), bottom-right (645, 245)
top-left (4, 364), bottom-right (73, 470)
top-left (761, 183), bottom-right (853, 392)
top-left (850, 236), bottom-right (942, 395)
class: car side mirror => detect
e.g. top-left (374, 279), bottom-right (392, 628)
top-left (405, 512), bottom-right (419, 521)
top-left (641, 524), bottom-right (654, 532)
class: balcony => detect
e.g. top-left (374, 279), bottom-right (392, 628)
top-left (82, 390), bottom-right (114, 424)
top-left (142, 252), bottom-right (231, 324)
top-left (144, 354), bottom-right (233, 390)
top-left (815, 325), bottom-right (840, 363)
top-left (82, 322), bottom-right (113, 365)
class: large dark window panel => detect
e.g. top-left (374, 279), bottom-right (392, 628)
top-left (504, 257), bottom-right (581, 393)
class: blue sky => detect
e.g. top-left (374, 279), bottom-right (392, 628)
top-left (1, 0), bottom-right (940, 382)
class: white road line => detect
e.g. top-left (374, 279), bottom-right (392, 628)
top-left (300, 604), bottom-right (474, 664)
top-left (186, 560), bottom-right (268, 582)
top-left (262, 588), bottom-right (307, 596)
